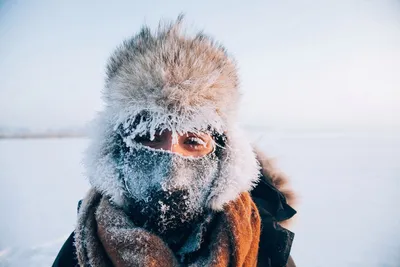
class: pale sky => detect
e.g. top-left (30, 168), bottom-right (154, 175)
top-left (0, 0), bottom-right (399, 131)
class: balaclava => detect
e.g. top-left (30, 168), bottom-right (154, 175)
top-left (84, 16), bottom-right (261, 237)
top-left (112, 131), bottom-right (220, 240)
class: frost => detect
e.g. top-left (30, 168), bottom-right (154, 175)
top-left (84, 106), bottom-right (260, 212)
top-left (109, 104), bottom-right (226, 144)
top-left (115, 142), bottom-right (220, 235)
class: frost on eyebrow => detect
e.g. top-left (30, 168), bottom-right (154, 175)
top-left (113, 109), bottom-right (223, 147)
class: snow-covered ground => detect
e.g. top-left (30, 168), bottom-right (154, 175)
top-left (0, 131), bottom-right (399, 266)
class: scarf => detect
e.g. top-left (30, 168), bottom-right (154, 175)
top-left (75, 188), bottom-right (261, 267)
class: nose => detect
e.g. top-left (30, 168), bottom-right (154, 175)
top-left (158, 131), bottom-right (174, 152)
top-left (157, 131), bottom-right (186, 155)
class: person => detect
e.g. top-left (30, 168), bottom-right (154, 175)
top-left (53, 16), bottom-right (297, 267)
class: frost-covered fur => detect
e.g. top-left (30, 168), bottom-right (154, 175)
top-left (75, 188), bottom-right (261, 267)
top-left (103, 16), bottom-right (239, 137)
top-left (84, 17), bottom-right (260, 211)
top-left (254, 148), bottom-right (297, 209)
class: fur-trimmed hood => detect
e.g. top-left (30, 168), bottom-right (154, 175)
top-left (84, 16), bottom-right (261, 211)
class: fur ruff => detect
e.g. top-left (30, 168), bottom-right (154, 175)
top-left (254, 148), bottom-right (297, 227)
top-left (84, 17), bottom-right (261, 211)
top-left (254, 148), bottom-right (297, 209)
top-left (75, 188), bottom-right (261, 267)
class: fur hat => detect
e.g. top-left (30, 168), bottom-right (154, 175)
top-left (85, 16), bottom-right (260, 210)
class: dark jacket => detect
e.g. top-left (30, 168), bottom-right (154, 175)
top-left (53, 172), bottom-right (296, 267)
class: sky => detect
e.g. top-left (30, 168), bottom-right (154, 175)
top-left (0, 0), bottom-right (399, 131)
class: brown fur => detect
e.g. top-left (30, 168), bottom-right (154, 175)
top-left (87, 16), bottom-right (264, 212)
top-left (254, 147), bottom-right (298, 227)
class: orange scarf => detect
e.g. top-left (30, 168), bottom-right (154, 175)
top-left (75, 189), bottom-right (261, 267)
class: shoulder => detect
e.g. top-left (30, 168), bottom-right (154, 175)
top-left (52, 201), bottom-right (82, 267)
top-left (251, 147), bottom-right (297, 224)
top-left (52, 232), bottom-right (78, 267)
top-left (253, 147), bottom-right (297, 208)
top-left (250, 147), bottom-right (298, 267)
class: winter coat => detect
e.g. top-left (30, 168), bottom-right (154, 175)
top-left (53, 154), bottom-right (297, 267)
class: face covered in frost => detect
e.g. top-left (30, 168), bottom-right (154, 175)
top-left (112, 127), bottom-right (221, 237)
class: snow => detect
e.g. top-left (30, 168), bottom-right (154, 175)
top-left (0, 131), bottom-right (399, 266)
top-left (0, 138), bottom-right (89, 267)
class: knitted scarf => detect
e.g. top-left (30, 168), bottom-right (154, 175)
top-left (74, 189), bottom-right (261, 267)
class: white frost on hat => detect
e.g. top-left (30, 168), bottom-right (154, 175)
top-left (83, 16), bottom-right (260, 210)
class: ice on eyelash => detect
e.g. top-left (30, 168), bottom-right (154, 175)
top-left (188, 137), bottom-right (207, 147)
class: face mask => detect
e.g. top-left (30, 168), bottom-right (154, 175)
top-left (113, 142), bottom-right (220, 236)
